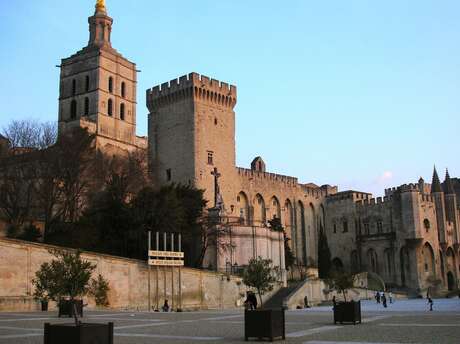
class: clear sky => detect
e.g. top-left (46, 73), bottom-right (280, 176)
top-left (1, 0), bottom-right (459, 196)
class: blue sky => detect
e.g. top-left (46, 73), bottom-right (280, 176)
top-left (1, 0), bottom-right (459, 195)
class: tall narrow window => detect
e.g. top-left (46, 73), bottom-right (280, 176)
top-left (166, 169), bottom-right (172, 181)
top-left (108, 98), bottom-right (113, 116)
top-left (120, 103), bottom-right (125, 120)
top-left (85, 76), bottom-right (90, 92)
top-left (84, 98), bottom-right (89, 116)
top-left (108, 77), bottom-right (113, 93)
top-left (70, 100), bottom-right (77, 119)
top-left (72, 79), bottom-right (76, 95)
top-left (377, 221), bottom-right (383, 233)
top-left (343, 221), bottom-right (348, 233)
top-left (121, 82), bottom-right (126, 98)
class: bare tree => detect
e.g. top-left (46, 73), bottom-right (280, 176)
top-left (32, 128), bottom-right (96, 238)
top-left (0, 154), bottom-right (35, 229)
top-left (1, 120), bottom-right (57, 150)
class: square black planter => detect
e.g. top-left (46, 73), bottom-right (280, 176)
top-left (58, 300), bottom-right (83, 318)
top-left (333, 300), bottom-right (361, 325)
top-left (245, 308), bottom-right (285, 341)
top-left (44, 322), bottom-right (113, 344)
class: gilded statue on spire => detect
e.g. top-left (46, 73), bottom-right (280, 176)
top-left (96, 0), bottom-right (106, 12)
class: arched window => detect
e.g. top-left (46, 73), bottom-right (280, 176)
top-left (120, 103), bottom-right (125, 120)
top-left (72, 79), bottom-right (76, 95)
top-left (108, 77), bottom-right (113, 93)
top-left (84, 97), bottom-right (89, 116)
top-left (424, 219), bottom-right (430, 232)
top-left (70, 100), bottom-right (77, 119)
top-left (85, 76), bottom-right (90, 92)
top-left (108, 99), bottom-right (113, 116)
top-left (121, 82), bottom-right (126, 98)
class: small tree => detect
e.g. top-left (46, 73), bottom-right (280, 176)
top-left (89, 274), bottom-right (110, 307)
top-left (32, 250), bottom-right (96, 325)
top-left (327, 271), bottom-right (355, 302)
top-left (242, 256), bottom-right (278, 306)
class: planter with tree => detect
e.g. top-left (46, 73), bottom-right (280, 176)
top-left (33, 249), bottom-right (113, 344)
top-left (242, 256), bottom-right (284, 341)
top-left (327, 272), bottom-right (361, 325)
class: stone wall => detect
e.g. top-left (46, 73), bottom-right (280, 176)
top-left (0, 238), bottom-right (251, 312)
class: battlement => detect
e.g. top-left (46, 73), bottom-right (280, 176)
top-left (146, 72), bottom-right (237, 111)
top-left (399, 183), bottom-right (419, 193)
top-left (236, 167), bottom-right (298, 186)
top-left (356, 195), bottom-right (393, 208)
top-left (327, 191), bottom-right (372, 204)
top-left (300, 184), bottom-right (329, 197)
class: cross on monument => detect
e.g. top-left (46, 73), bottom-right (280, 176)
top-left (211, 167), bottom-right (221, 208)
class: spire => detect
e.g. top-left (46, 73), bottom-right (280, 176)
top-left (88, 0), bottom-right (113, 48)
top-left (431, 166), bottom-right (442, 193)
top-left (95, 0), bottom-right (107, 14)
top-left (444, 169), bottom-right (455, 194)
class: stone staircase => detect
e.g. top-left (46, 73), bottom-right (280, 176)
top-left (263, 282), bottom-right (301, 309)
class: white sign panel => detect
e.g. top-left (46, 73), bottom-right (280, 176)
top-left (149, 250), bottom-right (184, 258)
top-left (149, 259), bottom-right (184, 266)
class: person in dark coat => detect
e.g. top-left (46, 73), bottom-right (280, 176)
top-left (162, 300), bottom-right (170, 312)
top-left (248, 291), bottom-right (258, 310)
top-left (428, 297), bottom-right (434, 311)
top-left (382, 293), bottom-right (387, 308)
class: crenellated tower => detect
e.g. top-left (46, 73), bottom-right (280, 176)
top-left (431, 167), bottom-right (447, 245)
top-left (147, 73), bottom-right (237, 205)
top-left (57, 0), bottom-right (144, 152)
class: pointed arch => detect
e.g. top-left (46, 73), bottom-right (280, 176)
top-left (253, 193), bottom-right (266, 226)
top-left (237, 191), bottom-right (249, 225)
top-left (351, 250), bottom-right (359, 273)
top-left (422, 242), bottom-right (435, 277)
top-left (384, 248), bottom-right (394, 280)
top-left (400, 246), bottom-right (410, 287)
top-left (269, 196), bottom-right (281, 221)
top-left (446, 247), bottom-right (457, 290)
top-left (367, 248), bottom-right (378, 274)
top-left (297, 200), bottom-right (306, 263)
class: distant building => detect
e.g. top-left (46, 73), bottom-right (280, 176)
top-left (325, 168), bottom-right (460, 293)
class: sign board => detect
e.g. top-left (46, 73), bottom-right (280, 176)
top-left (149, 259), bottom-right (184, 266)
top-left (149, 250), bottom-right (184, 258)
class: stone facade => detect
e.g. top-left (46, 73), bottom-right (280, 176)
top-left (58, 3), bottom-right (147, 153)
top-left (0, 238), bottom-right (251, 311)
top-left (147, 73), bottom-right (337, 277)
top-left (3, 1), bottom-right (459, 298)
top-left (325, 169), bottom-right (460, 293)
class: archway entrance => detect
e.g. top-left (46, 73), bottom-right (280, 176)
top-left (447, 271), bottom-right (455, 291)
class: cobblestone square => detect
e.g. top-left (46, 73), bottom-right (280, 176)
top-left (0, 299), bottom-right (458, 343)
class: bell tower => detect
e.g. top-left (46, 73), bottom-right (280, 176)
top-left (58, 0), bottom-right (142, 152)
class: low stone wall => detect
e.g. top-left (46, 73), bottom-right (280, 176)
top-left (0, 238), bottom-right (251, 312)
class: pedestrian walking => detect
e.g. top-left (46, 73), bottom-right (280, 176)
top-left (389, 291), bottom-right (393, 304)
top-left (382, 293), bottom-right (387, 308)
top-left (162, 299), bottom-right (170, 312)
top-left (332, 296), bottom-right (337, 310)
top-left (375, 291), bottom-right (380, 303)
top-left (304, 295), bottom-right (310, 308)
top-left (428, 297), bottom-right (433, 311)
